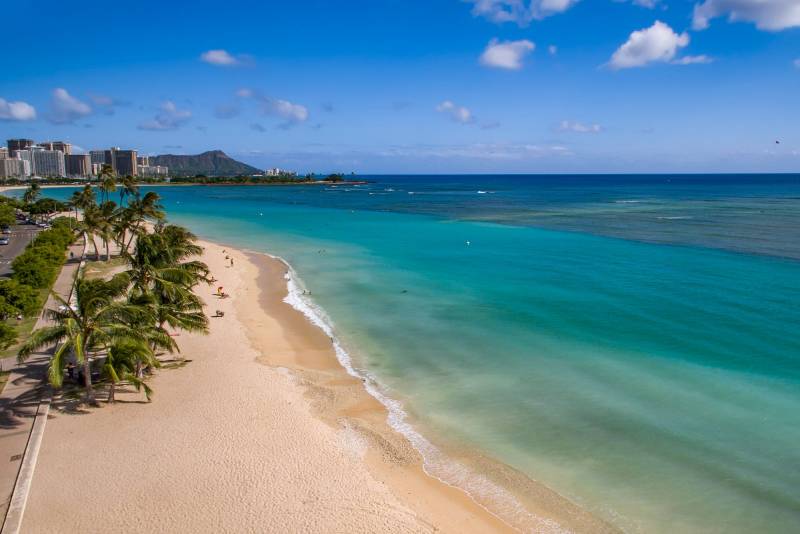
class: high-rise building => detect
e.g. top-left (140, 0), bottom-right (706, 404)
top-left (113, 149), bottom-right (138, 176)
top-left (39, 141), bottom-right (72, 155)
top-left (0, 158), bottom-right (30, 178)
top-left (91, 163), bottom-right (103, 176)
top-left (138, 165), bottom-right (168, 177)
top-left (103, 148), bottom-right (119, 173)
top-left (90, 150), bottom-right (106, 166)
top-left (66, 154), bottom-right (92, 177)
top-left (0, 147), bottom-right (8, 159)
top-left (32, 149), bottom-right (66, 177)
top-left (137, 155), bottom-right (150, 167)
top-left (7, 139), bottom-right (34, 157)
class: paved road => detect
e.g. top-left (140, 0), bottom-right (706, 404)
top-left (0, 241), bottom-right (84, 522)
top-left (0, 225), bottom-right (40, 278)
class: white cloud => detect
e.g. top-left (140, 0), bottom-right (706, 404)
top-left (693, 0), bottom-right (800, 31)
top-left (468, 0), bottom-right (579, 26)
top-left (436, 101), bottom-right (473, 124)
top-left (548, 44), bottom-right (558, 55)
top-left (0, 98), bottom-right (36, 121)
top-left (267, 99), bottom-right (309, 123)
top-left (47, 88), bottom-right (91, 124)
top-left (559, 120), bottom-right (602, 133)
top-left (609, 21), bottom-right (690, 69)
top-left (480, 38), bottom-right (535, 70)
top-left (672, 54), bottom-right (714, 64)
top-left (236, 89), bottom-right (309, 126)
top-left (200, 49), bottom-right (241, 66)
top-left (138, 101), bottom-right (192, 130)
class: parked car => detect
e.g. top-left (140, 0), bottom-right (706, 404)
top-left (0, 238), bottom-right (9, 245)
top-left (1, 228), bottom-right (10, 235)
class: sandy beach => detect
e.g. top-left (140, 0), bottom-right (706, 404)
top-left (21, 238), bottom-right (611, 533)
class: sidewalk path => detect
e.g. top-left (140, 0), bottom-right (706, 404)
top-left (0, 240), bottom-right (85, 521)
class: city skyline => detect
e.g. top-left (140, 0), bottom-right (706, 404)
top-left (1, 0), bottom-right (799, 173)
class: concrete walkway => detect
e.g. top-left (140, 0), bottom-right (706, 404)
top-left (0, 240), bottom-right (85, 522)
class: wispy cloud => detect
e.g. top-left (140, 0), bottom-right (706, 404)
top-left (200, 49), bottom-right (251, 66)
top-left (379, 142), bottom-right (573, 160)
top-left (47, 88), bottom-right (92, 124)
top-left (236, 88), bottom-right (309, 127)
top-left (436, 100), bottom-right (473, 124)
top-left (672, 54), bottom-right (714, 65)
top-left (0, 97), bottom-right (36, 121)
top-left (88, 94), bottom-right (129, 115)
top-left (214, 103), bottom-right (240, 119)
top-left (468, 0), bottom-right (579, 26)
top-left (138, 101), bottom-right (192, 130)
top-left (480, 38), bottom-right (535, 70)
top-left (558, 120), bottom-right (602, 133)
top-left (693, 0), bottom-right (800, 31)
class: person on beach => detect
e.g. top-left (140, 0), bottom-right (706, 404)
top-left (230, 258), bottom-right (234, 267)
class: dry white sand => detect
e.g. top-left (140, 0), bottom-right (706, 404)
top-left (22, 240), bottom-right (520, 533)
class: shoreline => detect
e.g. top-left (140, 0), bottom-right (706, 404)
top-left (0, 181), bottom-right (369, 194)
top-left (244, 249), bottom-right (617, 534)
top-left (21, 236), bottom-right (613, 532)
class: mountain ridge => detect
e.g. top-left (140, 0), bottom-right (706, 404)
top-left (150, 150), bottom-right (260, 177)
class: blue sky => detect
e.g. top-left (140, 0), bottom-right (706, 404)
top-left (1, 0), bottom-right (799, 173)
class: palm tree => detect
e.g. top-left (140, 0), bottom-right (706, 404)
top-left (127, 224), bottom-right (209, 301)
top-left (18, 273), bottom-right (150, 404)
top-left (81, 204), bottom-right (104, 260)
top-left (118, 175), bottom-right (139, 206)
top-left (22, 182), bottom-right (41, 204)
top-left (98, 164), bottom-right (116, 203)
top-left (121, 191), bottom-right (165, 255)
top-left (67, 190), bottom-right (82, 221)
top-left (103, 339), bottom-right (157, 403)
top-left (96, 201), bottom-right (117, 261)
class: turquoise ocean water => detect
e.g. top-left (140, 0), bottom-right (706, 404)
top-left (29, 175), bottom-right (800, 532)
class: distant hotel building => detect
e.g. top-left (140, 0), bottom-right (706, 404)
top-left (66, 154), bottom-right (92, 177)
top-left (7, 139), bottom-right (34, 158)
top-left (90, 150), bottom-right (106, 166)
top-left (33, 149), bottom-right (66, 178)
top-left (0, 158), bottom-right (30, 178)
top-left (265, 167), bottom-right (295, 177)
top-left (138, 165), bottom-right (168, 177)
top-left (114, 149), bottom-right (138, 176)
top-left (39, 141), bottom-right (72, 155)
top-left (97, 147), bottom-right (138, 176)
top-left (0, 148), bottom-right (7, 159)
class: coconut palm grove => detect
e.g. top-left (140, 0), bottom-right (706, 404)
top-left (5, 178), bottom-right (209, 405)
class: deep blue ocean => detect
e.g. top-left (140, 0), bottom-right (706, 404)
top-left (28, 174), bottom-right (800, 533)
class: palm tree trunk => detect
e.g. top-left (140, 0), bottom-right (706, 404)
top-left (91, 236), bottom-right (100, 260)
top-left (105, 239), bottom-right (111, 261)
top-left (124, 222), bottom-right (140, 254)
top-left (83, 359), bottom-right (96, 404)
top-left (107, 381), bottom-right (115, 403)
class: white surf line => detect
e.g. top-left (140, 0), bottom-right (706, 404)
top-left (1, 397), bottom-right (50, 534)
